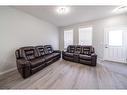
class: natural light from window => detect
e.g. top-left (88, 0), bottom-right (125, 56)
top-left (64, 29), bottom-right (73, 49)
top-left (109, 30), bottom-right (123, 46)
top-left (79, 27), bottom-right (92, 45)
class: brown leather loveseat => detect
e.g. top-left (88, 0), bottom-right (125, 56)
top-left (62, 45), bottom-right (97, 66)
top-left (15, 45), bottom-right (61, 78)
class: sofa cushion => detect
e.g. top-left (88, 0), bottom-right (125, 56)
top-left (44, 54), bottom-right (54, 61)
top-left (81, 46), bottom-right (92, 55)
top-left (67, 45), bottom-right (76, 53)
top-left (44, 45), bottom-right (53, 55)
top-left (63, 56), bottom-right (74, 61)
top-left (20, 47), bottom-right (38, 61)
top-left (79, 54), bottom-right (91, 61)
top-left (30, 57), bottom-right (45, 68)
top-left (64, 52), bottom-right (74, 57)
top-left (53, 53), bottom-right (60, 57)
top-left (35, 46), bottom-right (45, 57)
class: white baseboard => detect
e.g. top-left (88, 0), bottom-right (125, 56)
top-left (97, 58), bottom-right (104, 61)
top-left (97, 58), bottom-right (104, 64)
top-left (0, 67), bottom-right (17, 76)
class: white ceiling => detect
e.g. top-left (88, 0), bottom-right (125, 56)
top-left (14, 6), bottom-right (120, 27)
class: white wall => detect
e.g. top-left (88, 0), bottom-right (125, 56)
top-left (59, 13), bottom-right (127, 59)
top-left (0, 7), bottom-right (59, 74)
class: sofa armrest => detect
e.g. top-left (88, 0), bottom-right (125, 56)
top-left (53, 50), bottom-right (61, 58)
top-left (91, 53), bottom-right (97, 66)
top-left (16, 58), bottom-right (31, 78)
top-left (62, 50), bottom-right (65, 53)
top-left (91, 53), bottom-right (97, 57)
top-left (53, 50), bottom-right (61, 54)
top-left (62, 50), bottom-right (67, 59)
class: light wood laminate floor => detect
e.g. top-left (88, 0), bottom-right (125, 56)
top-left (0, 59), bottom-right (127, 89)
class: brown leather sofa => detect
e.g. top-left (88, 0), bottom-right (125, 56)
top-left (15, 45), bottom-right (61, 78)
top-left (62, 45), bottom-right (97, 66)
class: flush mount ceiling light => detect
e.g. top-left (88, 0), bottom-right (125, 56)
top-left (113, 5), bottom-right (127, 13)
top-left (56, 7), bottom-right (70, 15)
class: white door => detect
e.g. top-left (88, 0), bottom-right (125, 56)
top-left (104, 26), bottom-right (127, 63)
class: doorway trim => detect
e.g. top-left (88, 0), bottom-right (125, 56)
top-left (103, 25), bottom-right (127, 63)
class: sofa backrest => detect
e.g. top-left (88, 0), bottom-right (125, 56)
top-left (44, 45), bottom-right (53, 54)
top-left (15, 45), bottom-right (55, 60)
top-left (66, 45), bottom-right (95, 55)
top-left (81, 46), bottom-right (94, 55)
top-left (18, 46), bottom-right (37, 60)
top-left (75, 45), bottom-right (82, 54)
top-left (67, 45), bottom-right (76, 53)
top-left (35, 45), bottom-right (45, 57)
